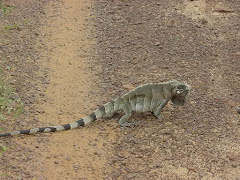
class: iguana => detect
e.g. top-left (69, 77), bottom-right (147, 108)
top-left (0, 80), bottom-right (191, 137)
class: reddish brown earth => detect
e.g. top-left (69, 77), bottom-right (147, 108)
top-left (0, 0), bottom-right (239, 179)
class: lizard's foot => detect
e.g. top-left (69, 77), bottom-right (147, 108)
top-left (152, 112), bottom-right (164, 120)
top-left (120, 122), bottom-right (134, 128)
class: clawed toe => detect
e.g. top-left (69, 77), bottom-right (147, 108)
top-left (120, 122), bottom-right (133, 128)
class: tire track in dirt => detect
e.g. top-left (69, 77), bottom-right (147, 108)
top-left (33, 0), bottom-right (117, 179)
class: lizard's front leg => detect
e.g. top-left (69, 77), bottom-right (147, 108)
top-left (153, 99), bottom-right (169, 119)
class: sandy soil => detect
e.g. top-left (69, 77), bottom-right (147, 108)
top-left (0, 0), bottom-right (240, 179)
top-left (34, 0), bottom-right (118, 179)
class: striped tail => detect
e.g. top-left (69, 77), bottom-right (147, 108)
top-left (0, 99), bottom-right (121, 137)
top-left (0, 119), bottom-right (85, 137)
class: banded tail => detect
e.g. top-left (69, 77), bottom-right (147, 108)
top-left (0, 99), bottom-right (121, 137)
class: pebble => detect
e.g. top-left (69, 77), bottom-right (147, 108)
top-left (165, 122), bottom-right (172, 126)
top-left (36, 109), bottom-right (45, 114)
top-left (54, 160), bottom-right (60, 164)
top-left (126, 173), bottom-right (137, 179)
top-left (66, 156), bottom-right (71, 160)
top-left (228, 154), bottom-right (240, 161)
top-left (231, 162), bottom-right (239, 168)
top-left (57, 110), bottom-right (63, 115)
top-left (73, 165), bottom-right (80, 170)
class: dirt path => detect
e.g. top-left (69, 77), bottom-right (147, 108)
top-left (34, 0), bottom-right (118, 179)
top-left (1, 0), bottom-right (118, 179)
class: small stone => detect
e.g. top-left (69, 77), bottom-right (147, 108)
top-left (57, 110), bottom-right (63, 115)
top-left (231, 161), bottom-right (238, 168)
top-left (166, 20), bottom-right (175, 27)
top-left (165, 122), bottom-right (172, 126)
top-left (160, 128), bottom-right (172, 135)
top-left (153, 163), bottom-right (162, 168)
top-left (200, 19), bottom-right (208, 25)
top-left (235, 52), bottom-right (240, 56)
top-left (228, 154), bottom-right (240, 161)
top-left (66, 156), bottom-right (71, 160)
top-left (126, 173), bottom-right (137, 179)
top-left (36, 109), bottom-right (45, 114)
top-left (54, 160), bottom-right (60, 164)
top-left (39, 168), bottom-right (45, 172)
top-left (73, 165), bottom-right (79, 170)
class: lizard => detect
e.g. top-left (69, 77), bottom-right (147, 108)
top-left (0, 80), bottom-right (191, 137)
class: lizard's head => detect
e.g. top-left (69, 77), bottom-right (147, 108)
top-left (171, 82), bottom-right (191, 106)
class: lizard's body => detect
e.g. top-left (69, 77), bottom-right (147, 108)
top-left (0, 80), bottom-right (191, 137)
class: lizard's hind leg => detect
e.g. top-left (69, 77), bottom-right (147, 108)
top-left (119, 102), bottom-right (132, 127)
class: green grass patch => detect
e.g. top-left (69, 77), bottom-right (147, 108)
top-left (3, 23), bottom-right (19, 30)
top-left (2, 20), bottom-right (28, 31)
top-left (0, 0), bottom-right (16, 16)
top-left (0, 1), bottom-right (24, 132)
top-left (0, 80), bottom-right (24, 120)
top-left (0, 145), bottom-right (10, 154)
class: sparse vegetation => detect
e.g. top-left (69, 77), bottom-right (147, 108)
top-left (0, 80), bottom-right (24, 120)
top-left (0, 143), bottom-right (14, 178)
top-left (2, 20), bottom-right (27, 31)
top-left (0, 1), bottom-right (24, 133)
top-left (0, 144), bottom-right (10, 154)
top-left (0, 134), bottom-right (9, 177)
top-left (0, 0), bottom-right (15, 17)
top-left (0, 55), bottom-right (24, 131)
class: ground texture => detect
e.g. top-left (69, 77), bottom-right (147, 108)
top-left (0, 0), bottom-right (240, 179)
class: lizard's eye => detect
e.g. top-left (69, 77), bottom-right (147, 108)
top-left (176, 90), bottom-right (181, 94)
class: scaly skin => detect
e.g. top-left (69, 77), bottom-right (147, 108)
top-left (0, 80), bottom-right (191, 137)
